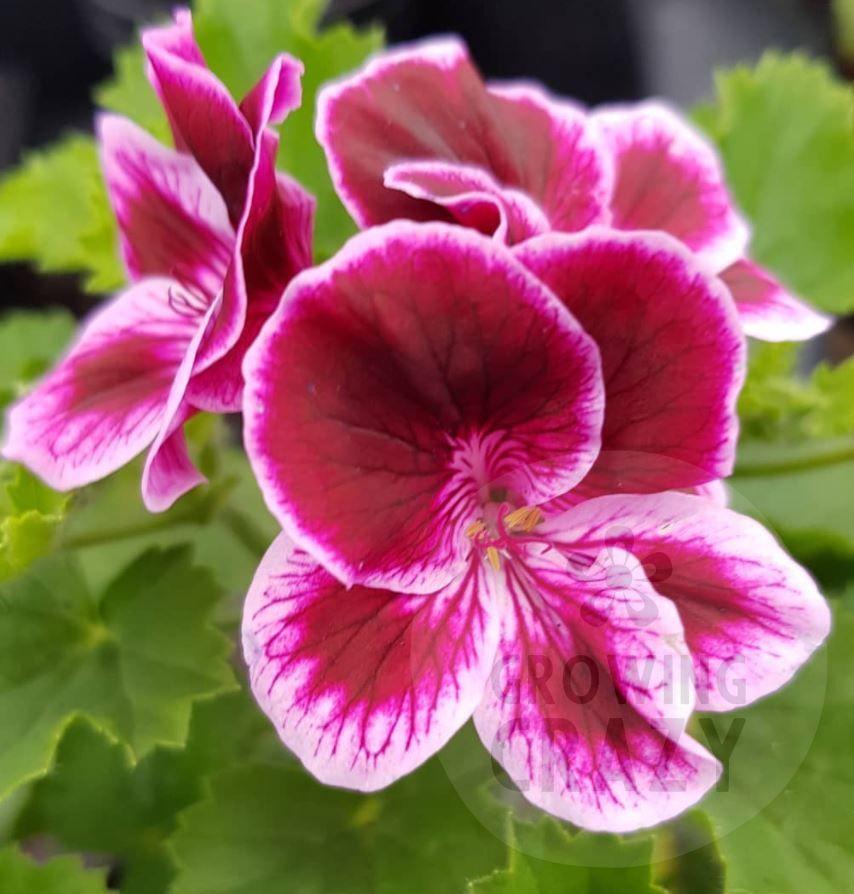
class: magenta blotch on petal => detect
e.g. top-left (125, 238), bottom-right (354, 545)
top-left (517, 229), bottom-right (745, 494)
top-left (243, 221), bottom-right (604, 594)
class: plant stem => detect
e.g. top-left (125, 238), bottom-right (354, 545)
top-left (60, 506), bottom-right (204, 549)
top-left (219, 507), bottom-right (272, 558)
top-left (734, 442), bottom-right (854, 478)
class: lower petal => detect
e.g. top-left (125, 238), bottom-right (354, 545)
top-left (142, 299), bottom-right (221, 512)
top-left (721, 259), bottom-right (831, 342)
top-left (242, 534), bottom-right (499, 791)
top-left (474, 546), bottom-right (719, 831)
top-left (542, 492), bottom-right (831, 711)
top-left (3, 279), bottom-right (199, 491)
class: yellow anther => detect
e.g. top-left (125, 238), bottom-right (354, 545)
top-left (486, 546), bottom-right (501, 571)
top-left (465, 520), bottom-right (487, 539)
top-left (503, 505), bottom-right (544, 534)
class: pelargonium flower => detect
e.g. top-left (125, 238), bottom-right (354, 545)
top-left (2, 9), bottom-right (313, 510)
top-left (241, 222), bottom-right (829, 831)
top-left (316, 38), bottom-right (829, 342)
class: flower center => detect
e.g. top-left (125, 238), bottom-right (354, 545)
top-left (465, 503), bottom-right (544, 569)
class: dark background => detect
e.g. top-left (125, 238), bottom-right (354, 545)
top-left (0, 0), bottom-right (840, 323)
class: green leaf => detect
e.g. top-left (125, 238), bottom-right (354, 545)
top-left (0, 308), bottom-right (75, 412)
top-left (739, 343), bottom-right (854, 443)
top-left (63, 444), bottom-right (276, 600)
top-left (181, 689), bottom-right (284, 774)
top-left (368, 737), bottom-right (506, 893)
top-left (651, 812), bottom-right (726, 894)
top-left (699, 53), bottom-right (854, 314)
top-left (0, 845), bottom-right (109, 894)
top-left (170, 763), bottom-right (374, 894)
top-left (0, 546), bottom-right (234, 799)
top-left (15, 688), bottom-right (285, 894)
top-left (730, 442), bottom-right (854, 540)
top-left (0, 465), bottom-right (68, 583)
top-left (193, 0), bottom-right (384, 259)
top-left (170, 730), bottom-right (507, 894)
top-left (469, 817), bottom-right (665, 894)
top-left (17, 718), bottom-right (200, 894)
top-left (701, 606), bottom-right (854, 893)
top-left (0, 136), bottom-right (123, 293)
top-left (776, 526), bottom-right (854, 596)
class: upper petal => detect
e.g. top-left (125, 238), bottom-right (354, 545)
top-left (189, 133), bottom-right (315, 406)
top-left (317, 37), bottom-right (610, 233)
top-left (243, 221), bottom-right (604, 593)
top-left (384, 160), bottom-right (550, 244)
top-left (242, 533), bottom-right (500, 790)
top-left (239, 53), bottom-right (304, 134)
top-left (97, 114), bottom-right (233, 296)
top-left (517, 228), bottom-right (745, 493)
top-left (720, 259), bottom-right (832, 342)
top-left (541, 492), bottom-right (831, 711)
top-left (474, 545), bottom-right (719, 832)
top-left (3, 278), bottom-right (201, 491)
top-left (594, 102), bottom-right (749, 271)
top-left (142, 9), bottom-right (255, 223)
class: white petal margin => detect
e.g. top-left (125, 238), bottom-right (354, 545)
top-left (242, 533), bottom-right (501, 791)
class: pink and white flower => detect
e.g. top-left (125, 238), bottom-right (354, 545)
top-left (317, 38), bottom-right (830, 342)
top-left (2, 9), bottom-right (314, 510)
top-left (241, 221), bottom-right (829, 831)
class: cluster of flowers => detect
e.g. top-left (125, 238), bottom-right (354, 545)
top-left (3, 10), bottom-right (831, 832)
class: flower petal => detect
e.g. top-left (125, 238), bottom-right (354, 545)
top-left (474, 545), bottom-right (719, 832)
top-left (317, 38), bottom-right (610, 233)
top-left (141, 407), bottom-right (205, 513)
top-left (517, 229), bottom-right (745, 493)
top-left (721, 259), bottom-right (831, 342)
top-left (3, 278), bottom-right (200, 490)
top-left (239, 53), bottom-right (304, 134)
top-left (243, 221), bottom-right (604, 594)
top-left (594, 102), bottom-right (749, 270)
top-left (242, 533), bottom-right (500, 790)
top-left (690, 479), bottom-right (728, 506)
top-left (541, 492), bottom-right (831, 711)
top-left (142, 9), bottom-right (255, 223)
top-left (384, 160), bottom-right (550, 244)
top-left (189, 135), bottom-right (315, 410)
top-left (141, 297), bottom-right (222, 512)
top-left (97, 114), bottom-right (233, 296)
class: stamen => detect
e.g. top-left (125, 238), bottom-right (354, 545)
top-left (486, 546), bottom-right (501, 570)
top-left (503, 505), bottom-right (544, 534)
top-left (465, 520), bottom-right (487, 539)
